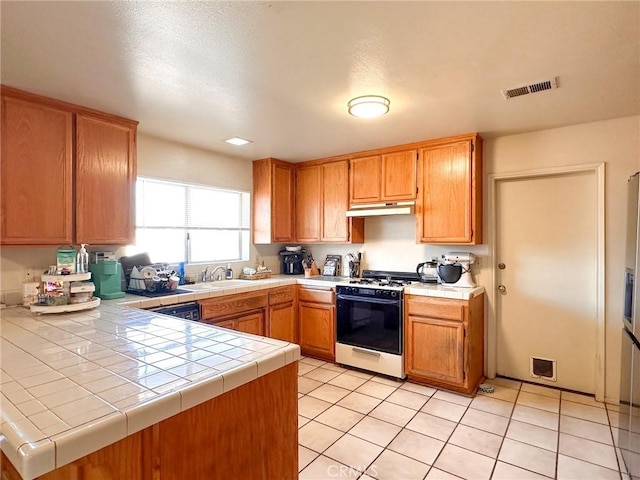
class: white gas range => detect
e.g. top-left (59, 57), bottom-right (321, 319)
top-left (334, 270), bottom-right (422, 379)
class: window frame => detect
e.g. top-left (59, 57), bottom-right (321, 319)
top-left (134, 176), bottom-right (250, 264)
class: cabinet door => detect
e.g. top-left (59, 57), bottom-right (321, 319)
top-left (76, 114), bottom-right (136, 244)
top-left (321, 160), bottom-right (350, 242)
top-left (210, 319), bottom-right (235, 330)
top-left (381, 149), bottom-right (417, 201)
top-left (269, 302), bottom-right (296, 343)
top-left (236, 311), bottom-right (265, 336)
top-left (417, 139), bottom-right (481, 244)
top-left (1, 95), bottom-right (73, 244)
top-left (349, 155), bottom-right (381, 204)
top-left (295, 164), bottom-right (321, 242)
top-left (298, 302), bottom-right (335, 360)
top-left (252, 158), bottom-right (294, 244)
top-left (406, 316), bottom-right (465, 386)
top-left (272, 162), bottom-right (295, 242)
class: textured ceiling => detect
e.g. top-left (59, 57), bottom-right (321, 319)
top-left (2, 1), bottom-right (639, 162)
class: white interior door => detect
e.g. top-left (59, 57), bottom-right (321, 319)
top-left (495, 170), bottom-right (598, 394)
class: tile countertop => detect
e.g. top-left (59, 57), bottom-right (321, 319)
top-left (0, 301), bottom-right (300, 479)
top-left (404, 283), bottom-right (485, 300)
top-left (0, 274), bottom-right (483, 479)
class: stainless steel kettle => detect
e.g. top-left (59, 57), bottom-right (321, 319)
top-left (416, 260), bottom-right (439, 283)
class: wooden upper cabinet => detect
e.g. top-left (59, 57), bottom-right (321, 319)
top-left (295, 164), bottom-right (322, 242)
top-left (349, 149), bottom-right (417, 205)
top-left (349, 155), bottom-right (380, 204)
top-left (296, 160), bottom-right (364, 243)
top-left (75, 114), bottom-right (137, 245)
top-left (381, 149), bottom-right (417, 201)
top-left (416, 135), bottom-right (482, 244)
top-left (1, 86), bottom-right (138, 246)
top-left (321, 160), bottom-right (350, 242)
top-left (1, 95), bottom-right (73, 244)
top-left (252, 158), bottom-right (295, 244)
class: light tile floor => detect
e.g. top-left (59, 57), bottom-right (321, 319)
top-left (297, 357), bottom-right (627, 480)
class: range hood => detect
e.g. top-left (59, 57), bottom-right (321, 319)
top-left (346, 201), bottom-right (415, 217)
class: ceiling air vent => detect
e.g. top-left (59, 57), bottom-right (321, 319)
top-left (501, 77), bottom-right (558, 100)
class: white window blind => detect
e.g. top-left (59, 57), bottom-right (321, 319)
top-left (134, 177), bottom-right (250, 263)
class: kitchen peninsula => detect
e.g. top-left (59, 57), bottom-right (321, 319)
top-left (0, 299), bottom-right (300, 480)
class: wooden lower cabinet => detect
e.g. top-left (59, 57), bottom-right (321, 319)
top-left (2, 363), bottom-right (298, 480)
top-left (298, 286), bottom-right (335, 361)
top-left (199, 291), bottom-right (267, 335)
top-left (405, 293), bottom-right (484, 396)
top-left (235, 311), bottom-right (265, 336)
top-left (268, 286), bottom-right (297, 343)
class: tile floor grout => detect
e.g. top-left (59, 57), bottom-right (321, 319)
top-left (297, 357), bottom-right (626, 480)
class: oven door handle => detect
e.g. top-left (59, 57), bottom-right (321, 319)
top-left (352, 347), bottom-right (381, 357)
top-left (336, 293), bottom-right (401, 306)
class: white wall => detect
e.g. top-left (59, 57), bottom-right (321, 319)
top-left (482, 115), bottom-right (640, 403)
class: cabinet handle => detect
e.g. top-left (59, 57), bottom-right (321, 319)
top-left (352, 347), bottom-right (380, 357)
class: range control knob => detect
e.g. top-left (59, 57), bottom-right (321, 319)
top-left (375, 290), bottom-right (382, 296)
top-left (391, 291), bottom-right (398, 298)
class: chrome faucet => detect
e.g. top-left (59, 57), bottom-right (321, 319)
top-left (199, 266), bottom-right (211, 282)
top-left (209, 266), bottom-right (226, 282)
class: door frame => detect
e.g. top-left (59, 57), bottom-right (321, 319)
top-left (486, 162), bottom-right (605, 401)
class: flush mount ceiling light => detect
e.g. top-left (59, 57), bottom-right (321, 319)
top-left (347, 95), bottom-right (390, 118)
top-left (225, 136), bottom-right (252, 146)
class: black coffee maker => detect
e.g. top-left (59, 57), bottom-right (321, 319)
top-left (279, 250), bottom-right (306, 275)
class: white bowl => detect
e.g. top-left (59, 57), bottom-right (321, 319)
top-left (285, 245), bottom-right (302, 252)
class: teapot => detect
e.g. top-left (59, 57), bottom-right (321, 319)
top-left (416, 260), bottom-right (439, 283)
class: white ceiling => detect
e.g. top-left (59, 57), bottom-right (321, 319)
top-left (2, 1), bottom-right (639, 163)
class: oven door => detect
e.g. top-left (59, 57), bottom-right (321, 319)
top-left (336, 293), bottom-right (402, 355)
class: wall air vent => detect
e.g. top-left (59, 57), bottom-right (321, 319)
top-left (501, 77), bottom-right (558, 100)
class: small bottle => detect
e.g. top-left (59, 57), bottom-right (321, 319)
top-left (225, 263), bottom-right (233, 279)
top-left (76, 244), bottom-right (89, 273)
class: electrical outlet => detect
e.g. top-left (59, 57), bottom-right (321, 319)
top-left (24, 267), bottom-right (36, 283)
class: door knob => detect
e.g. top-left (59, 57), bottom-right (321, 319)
top-left (498, 263), bottom-right (506, 270)
top-left (498, 285), bottom-right (506, 293)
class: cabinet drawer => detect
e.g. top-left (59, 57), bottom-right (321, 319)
top-left (406, 296), bottom-right (465, 321)
top-left (269, 286), bottom-right (295, 305)
top-left (199, 292), bottom-right (268, 320)
top-left (298, 287), bottom-right (334, 304)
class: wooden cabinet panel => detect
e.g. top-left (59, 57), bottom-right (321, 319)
top-left (349, 155), bottom-right (380, 204)
top-left (405, 293), bottom-right (484, 395)
top-left (268, 285), bottom-right (297, 343)
top-left (406, 316), bottom-right (465, 386)
top-left (321, 160), bottom-right (350, 242)
top-left (1, 95), bottom-right (73, 244)
top-left (298, 286), bottom-right (335, 361)
top-left (381, 149), bottom-right (417, 201)
top-left (299, 302), bottom-right (335, 360)
top-left (295, 164), bottom-right (322, 242)
top-left (269, 286), bottom-right (295, 305)
top-left (406, 296), bottom-right (464, 321)
top-left (236, 311), bottom-right (265, 336)
top-left (199, 291), bottom-right (268, 320)
top-left (252, 158), bottom-right (294, 244)
top-left (76, 114), bottom-right (136, 245)
top-left (298, 287), bottom-right (334, 304)
top-left (269, 302), bottom-right (296, 343)
top-left (295, 161), bottom-right (362, 243)
top-left (1, 87), bottom-right (138, 246)
top-left (416, 135), bottom-right (482, 244)
top-left (349, 149), bottom-right (416, 206)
